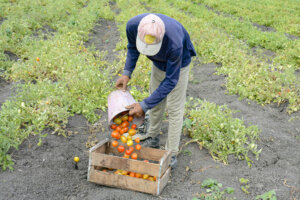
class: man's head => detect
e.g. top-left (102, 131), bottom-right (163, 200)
top-left (136, 14), bottom-right (165, 56)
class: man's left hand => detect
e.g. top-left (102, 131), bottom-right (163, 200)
top-left (126, 103), bottom-right (145, 118)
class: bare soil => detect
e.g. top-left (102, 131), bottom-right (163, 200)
top-left (0, 19), bottom-right (299, 200)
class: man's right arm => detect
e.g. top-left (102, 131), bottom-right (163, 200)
top-left (123, 21), bottom-right (140, 78)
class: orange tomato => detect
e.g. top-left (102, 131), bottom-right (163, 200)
top-left (121, 115), bottom-right (128, 122)
top-left (153, 176), bottom-right (157, 181)
top-left (36, 57), bottom-right (40, 62)
top-left (129, 146), bottom-right (134, 153)
top-left (144, 160), bottom-right (149, 163)
top-left (102, 169), bottom-right (107, 172)
top-left (122, 127), bottom-right (129, 133)
top-left (111, 130), bottom-right (119, 139)
top-left (135, 138), bottom-right (140, 143)
top-left (129, 172), bottom-right (135, 177)
top-left (116, 126), bottom-right (121, 132)
top-left (128, 129), bottom-right (136, 136)
top-left (120, 129), bottom-right (125, 135)
top-left (135, 144), bottom-right (141, 150)
top-left (131, 124), bottom-right (137, 129)
top-left (121, 121), bottom-right (129, 128)
top-left (135, 173), bottom-right (142, 178)
top-left (118, 145), bottom-right (125, 153)
top-left (128, 116), bottom-right (133, 122)
top-left (148, 177), bottom-right (154, 181)
top-left (112, 140), bottom-right (118, 147)
top-left (131, 153), bottom-right (138, 160)
top-left (125, 149), bottom-right (132, 155)
top-left (110, 124), bottom-right (117, 129)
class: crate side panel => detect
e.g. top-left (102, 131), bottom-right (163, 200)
top-left (158, 167), bottom-right (171, 195)
top-left (89, 168), bottom-right (157, 195)
top-left (91, 152), bottom-right (160, 177)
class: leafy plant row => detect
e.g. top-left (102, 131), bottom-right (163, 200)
top-left (141, 0), bottom-right (299, 113)
top-left (182, 0), bottom-right (300, 69)
top-left (0, 0), bottom-right (114, 170)
top-left (194, 0), bottom-right (300, 37)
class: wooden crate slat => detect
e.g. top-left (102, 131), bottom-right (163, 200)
top-left (159, 150), bottom-right (172, 179)
top-left (89, 168), bottom-right (157, 195)
top-left (91, 151), bottom-right (160, 177)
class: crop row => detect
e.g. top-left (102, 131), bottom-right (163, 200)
top-left (194, 0), bottom-right (300, 37)
top-left (0, 0), bottom-right (114, 170)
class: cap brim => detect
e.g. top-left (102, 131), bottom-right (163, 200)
top-left (136, 35), bottom-right (162, 56)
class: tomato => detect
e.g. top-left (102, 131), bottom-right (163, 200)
top-left (115, 132), bottom-right (121, 140)
top-left (111, 124), bottom-right (117, 130)
top-left (117, 145), bottom-right (125, 153)
top-left (120, 135), bottom-right (127, 143)
top-left (121, 115), bottom-right (128, 122)
top-left (112, 140), bottom-right (118, 147)
top-left (122, 127), bottom-right (129, 133)
top-left (121, 121), bottom-right (129, 128)
top-left (111, 130), bottom-right (119, 139)
top-left (128, 129), bottom-right (136, 136)
top-left (129, 172), bottom-right (135, 177)
top-left (125, 149), bottom-right (132, 155)
top-left (135, 144), bottom-right (141, 150)
top-left (121, 170), bottom-right (128, 175)
top-left (148, 177), bottom-right (154, 181)
top-left (127, 135), bottom-right (132, 141)
top-left (120, 129), bottom-right (125, 135)
top-left (116, 126), bottom-right (121, 132)
top-left (143, 174), bottom-right (149, 179)
top-left (123, 154), bottom-right (130, 159)
top-left (113, 117), bottom-right (122, 125)
top-left (74, 157), bottom-right (80, 163)
top-left (131, 124), bottom-right (137, 129)
top-left (135, 173), bottom-right (142, 178)
top-left (127, 140), bottom-right (133, 147)
top-left (153, 176), bottom-right (157, 181)
top-left (36, 57), bottom-right (40, 62)
top-left (115, 169), bottom-right (122, 175)
top-left (128, 116), bottom-right (133, 122)
top-left (131, 153), bottom-right (138, 160)
top-left (102, 169), bottom-right (107, 172)
top-left (144, 160), bottom-right (149, 163)
top-left (135, 138), bottom-right (140, 143)
top-left (129, 146), bottom-right (134, 153)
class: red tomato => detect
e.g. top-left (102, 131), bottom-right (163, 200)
top-left (116, 126), bottom-right (121, 132)
top-left (122, 127), bottom-right (129, 133)
top-left (111, 131), bottom-right (119, 139)
top-left (121, 121), bottom-right (129, 128)
top-left (125, 149), bottom-right (132, 155)
top-left (135, 138), bottom-right (140, 143)
top-left (118, 145), bottom-right (125, 153)
top-left (110, 124), bottom-right (117, 129)
top-left (129, 146), bottom-right (134, 153)
top-left (128, 116), bottom-right (133, 122)
top-left (120, 129), bottom-right (125, 135)
top-left (131, 124), bottom-right (137, 129)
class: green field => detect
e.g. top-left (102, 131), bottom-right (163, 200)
top-left (0, 2), bottom-right (299, 199)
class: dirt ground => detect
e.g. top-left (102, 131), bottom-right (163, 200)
top-left (0, 19), bottom-right (299, 200)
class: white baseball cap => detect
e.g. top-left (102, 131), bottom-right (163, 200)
top-left (136, 14), bottom-right (166, 56)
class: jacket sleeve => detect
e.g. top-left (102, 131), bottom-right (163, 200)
top-left (140, 48), bottom-right (183, 112)
top-left (123, 22), bottom-right (140, 78)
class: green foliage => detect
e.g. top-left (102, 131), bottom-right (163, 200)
top-left (185, 98), bottom-right (261, 166)
top-left (256, 190), bottom-right (277, 200)
top-left (193, 178), bottom-right (235, 200)
top-left (239, 178), bottom-right (250, 194)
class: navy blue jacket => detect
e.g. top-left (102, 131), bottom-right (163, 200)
top-left (123, 13), bottom-right (196, 112)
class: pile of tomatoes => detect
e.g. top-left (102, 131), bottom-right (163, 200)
top-left (110, 113), bottom-right (141, 160)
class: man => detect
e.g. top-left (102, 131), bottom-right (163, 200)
top-left (116, 13), bottom-right (196, 168)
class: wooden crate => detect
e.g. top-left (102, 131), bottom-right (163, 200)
top-left (87, 138), bottom-right (172, 195)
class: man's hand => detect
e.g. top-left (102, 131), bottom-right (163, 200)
top-left (115, 75), bottom-right (130, 91)
top-left (126, 103), bottom-right (145, 118)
